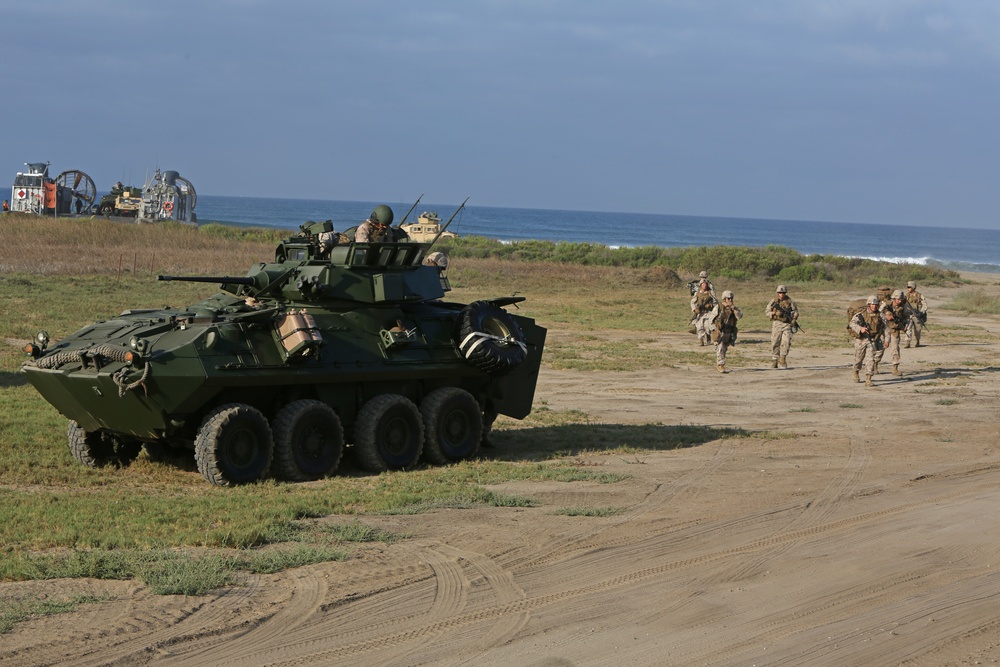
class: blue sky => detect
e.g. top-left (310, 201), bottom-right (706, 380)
top-left (3, 1), bottom-right (999, 228)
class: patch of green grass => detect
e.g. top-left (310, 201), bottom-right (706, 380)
top-left (552, 506), bottom-right (625, 517)
top-left (790, 407), bottom-right (816, 413)
top-left (934, 399), bottom-right (960, 406)
top-left (940, 288), bottom-right (1000, 315)
top-left (324, 521), bottom-right (402, 544)
top-left (839, 403), bottom-right (864, 409)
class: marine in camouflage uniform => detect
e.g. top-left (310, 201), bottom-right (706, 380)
top-left (849, 296), bottom-right (886, 387)
top-left (690, 280), bottom-right (718, 346)
top-left (356, 204), bottom-right (395, 243)
top-left (904, 281), bottom-right (927, 348)
top-left (765, 284), bottom-right (798, 368)
top-left (694, 271), bottom-right (716, 297)
top-left (709, 290), bottom-right (742, 373)
top-left (880, 289), bottom-right (914, 376)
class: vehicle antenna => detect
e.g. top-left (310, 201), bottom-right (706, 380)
top-left (427, 197), bottom-right (469, 249)
top-left (396, 193), bottom-right (424, 228)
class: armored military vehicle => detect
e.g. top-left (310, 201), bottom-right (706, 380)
top-left (98, 182), bottom-right (143, 217)
top-left (22, 207), bottom-right (546, 486)
top-left (400, 211), bottom-right (459, 243)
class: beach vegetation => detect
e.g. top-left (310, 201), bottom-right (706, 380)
top-left (437, 235), bottom-right (960, 286)
top-left (939, 289), bottom-right (1000, 315)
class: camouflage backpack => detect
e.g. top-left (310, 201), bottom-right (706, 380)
top-left (846, 299), bottom-right (867, 339)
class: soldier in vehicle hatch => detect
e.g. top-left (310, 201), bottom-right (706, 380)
top-left (850, 295), bottom-right (885, 387)
top-left (690, 280), bottom-right (718, 346)
top-left (356, 204), bottom-right (394, 243)
top-left (766, 284), bottom-right (798, 368)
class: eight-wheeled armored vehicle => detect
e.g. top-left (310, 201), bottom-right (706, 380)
top-left (22, 212), bottom-right (546, 486)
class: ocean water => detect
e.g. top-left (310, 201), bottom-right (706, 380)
top-left (195, 195), bottom-right (1000, 274)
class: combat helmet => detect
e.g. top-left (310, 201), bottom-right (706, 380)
top-left (891, 289), bottom-right (904, 300)
top-left (866, 295), bottom-right (879, 305)
top-left (423, 251), bottom-right (449, 269)
top-left (721, 290), bottom-right (734, 300)
top-left (699, 271), bottom-right (708, 279)
top-left (906, 281), bottom-right (916, 288)
top-left (370, 204), bottom-right (394, 226)
top-left (776, 285), bottom-right (788, 294)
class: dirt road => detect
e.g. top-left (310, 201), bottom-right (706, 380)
top-left (3, 281), bottom-right (1000, 666)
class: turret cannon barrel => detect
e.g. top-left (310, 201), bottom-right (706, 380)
top-left (157, 275), bottom-right (258, 286)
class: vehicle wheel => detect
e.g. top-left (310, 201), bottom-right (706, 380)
top-left (455, 301), bottom-right (527, 376)
top-left (194, 403), bottom-right (273, 486)
top-left (420, 387), bottom-right (482, 464)
top-left (354, 394), bottom-right (423, 472)
top-left (271, 400), bottom-right (344, 481)
top-left (67, 420), bottom-right (141, 467)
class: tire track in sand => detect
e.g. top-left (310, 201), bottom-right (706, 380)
top-left (6, 574), bottom-right (266, 667)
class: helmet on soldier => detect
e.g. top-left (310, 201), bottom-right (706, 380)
top-left (423, 251), bottom-right (448, 269)
top-left (776, 285), bottom-right (787, 294)
top-left (866, 295), bottom-right (879, 305)
top-left (721, 290), bottom-right (733, 300)
top-left (906, 281), bottom-right (916, 289)
top-left (370, 204), bottom-right (394, 226)
top-left (891, 289), bottom-right (904, 300)
top-left (699, 271), bottom-right (708, 279)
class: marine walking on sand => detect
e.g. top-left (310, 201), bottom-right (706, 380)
top-left (881, 289), bottom-right (914, 377)
top-left (765, 284), bottom-right (798, 368)
top-left (690, 279), bottom-right (718, 347)
top-left (904, 280), bottom-right (928, 348)
top-left (709, 290), bottom-right (742, 373)
top-left (849, 295), bottom-right (886, 387)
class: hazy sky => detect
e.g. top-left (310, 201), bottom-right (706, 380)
top-left (3, 1), bottom-right (999, 228)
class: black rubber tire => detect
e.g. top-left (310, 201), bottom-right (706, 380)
top-left (354, 394), bottom-right (423, 472)
top-left (455, 301), bottom-right (526, 376)
top-left (67, 420), bottom-right (141, 468)
top-left (271, 400), bottom-right (344, 481)
top-left (194, 403), bottom-right (273, 486)
top-left (420, 387), bottom-right (483, 464)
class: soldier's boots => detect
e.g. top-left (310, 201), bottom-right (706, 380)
top-left (865, 375), bottom-right (874, 387)
top-left (893, 364), bottom-right (902, 376)
top-left (780, 356), bottom-right (787, 368)
top-left (905, 341), bottom-right (911, 348)
top-left (772, 358), bottom-right (779, 369)
top-left (873, 362), bottom-right (879, 375)
top-left (853, 370), bottom-right (860, 383)
top-left (700, 337), bottom-right (706, 347)
top-left (717, 364), bottom-right (727, 373)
